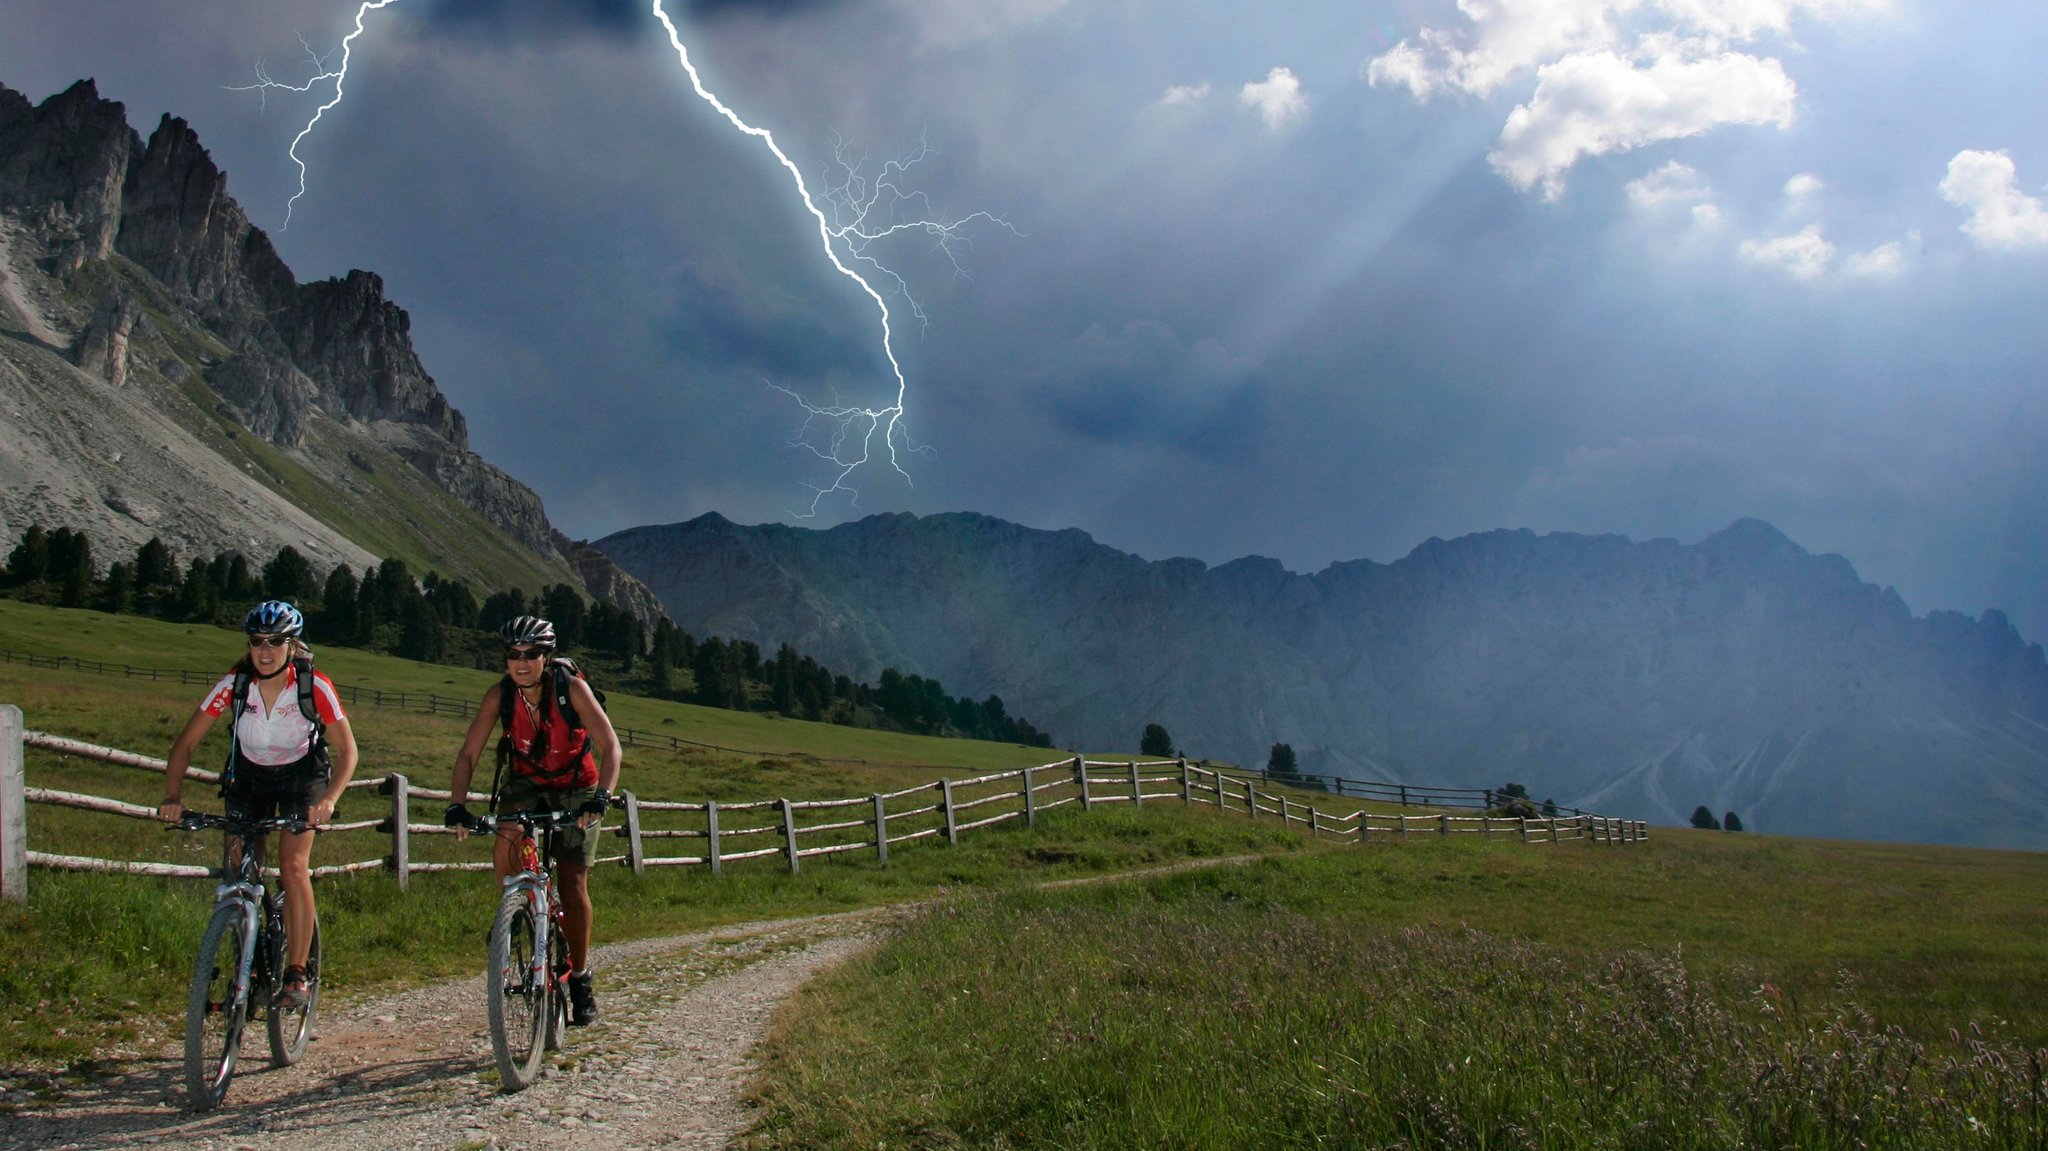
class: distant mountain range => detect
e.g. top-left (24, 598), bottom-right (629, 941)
top-left (0, 78), bottom-right (658, 621)
top-left (597, 512), bottom-right (2048, 848)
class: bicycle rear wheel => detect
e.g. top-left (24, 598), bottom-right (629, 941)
top-left (486, 887), bottom-right (547, 1090)
top-left (185, 903), bottom-right (252, 1111)
top-left (268, 912), bottom-right (321, 1066)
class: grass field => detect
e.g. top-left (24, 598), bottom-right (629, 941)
top-left (7, 600), bottom-right (2047, 1148)
top-left (0, 601), bottom-right (1307, 1069)
top-left (746, 839), bottom-right (2048, 1150)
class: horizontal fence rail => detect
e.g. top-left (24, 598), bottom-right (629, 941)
top-left (0, 706), bottom-right (1647, 902)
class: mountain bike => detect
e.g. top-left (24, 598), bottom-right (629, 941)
top-left (458, 808), bottom-right (575, 1091)
top-left (171, 813), bottom-right (322, 1111)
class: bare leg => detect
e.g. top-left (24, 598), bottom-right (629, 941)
top-left (277, 830), bottom-right (316, 968)
top-left (556, 862), bottom-right (592, 972)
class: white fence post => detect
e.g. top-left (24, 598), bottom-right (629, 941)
top-left (941, 779), bottom-right (958, 845)
top-left (622, 791), bottom-right (645, 875)
top-left (1021, 766), bottom-right (1037, 829)
top-left (1, 705), bottom-right (24, 904)
top-left (1130, 761), bottom-right (1143, 805)
top-left (1075, 755), bottom-right (1091, 811)
top-left (1178, 757), bottom-right (1190, 804)
top-left (873, 794), bottom-right (889, 860)
top-left (706, 800), bottom-right (723, 875)
top-left (781, 798), bottom-right (800, 874)
top-left (387, 773), bottom-right (410, 891)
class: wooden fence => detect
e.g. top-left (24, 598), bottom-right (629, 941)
top-left (0, 703), bottom-right (1647, 902)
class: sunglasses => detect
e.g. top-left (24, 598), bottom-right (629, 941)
top-left (249, 635), bottom-right (292, 649)
top-left (504, 647), bottom-right (550, 662)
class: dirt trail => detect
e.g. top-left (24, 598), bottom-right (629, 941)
top-left (3, 907), bottom-right (907, 1151)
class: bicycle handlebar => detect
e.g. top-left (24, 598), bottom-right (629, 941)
top-left (444, 806), bottom-right (582, 835)
top-left (168, 812), bottom-right (312, 836)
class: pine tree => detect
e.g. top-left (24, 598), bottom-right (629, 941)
top-left (1690, 805), bottom-right (1722, 830)
top-left (1141, 723), bottom-right (1175, 757)
top-left (5, 524), bottom-right (49, 584)
top-left (1723, 811), bottom-right (1744, 832)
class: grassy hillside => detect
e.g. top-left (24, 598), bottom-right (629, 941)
top-left (8, 599), bottom-right (2044, 1149)
top-left (0, 600), bottom-right (1303, 1070)
top-left (749, 838), bottom-right (2048, 1150)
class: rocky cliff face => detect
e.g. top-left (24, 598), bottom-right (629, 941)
top-left (0, 79), bottom-right (661, 623)
top-left (596, 512), bottom-right (2048, 848)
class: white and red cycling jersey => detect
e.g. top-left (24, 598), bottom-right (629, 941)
top-left (199, 664), bottom-right (348, 767)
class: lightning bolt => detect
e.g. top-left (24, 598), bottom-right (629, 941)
top-left (649, 0), bottom-right (1010, 514)
top-left (228, 0), bottom-right (401, 230)
top-left (239, 0), bottom-right (1004, 510)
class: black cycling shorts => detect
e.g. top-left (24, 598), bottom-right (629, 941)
top-left (223, 751), bottom-right (330, 825)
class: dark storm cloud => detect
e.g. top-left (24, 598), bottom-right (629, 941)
top-left (657, 261), bottom-right (880, 380)
top-left (682, 0), bottom-right (854, 18)
top-left (1035, 320), bottom-right (1269, 463)
top-left (419, 0), bottom-right (642, 39)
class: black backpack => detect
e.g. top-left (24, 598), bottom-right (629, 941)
top-left (491, 657), bottom-right (608, 798)
top-left (220, 653), bottom-right (328, 789)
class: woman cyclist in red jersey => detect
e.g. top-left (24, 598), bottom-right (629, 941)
top-left (159, 600), bottom-right (359, 1008)
top-left (445, 615), bottom-right (623, 1026)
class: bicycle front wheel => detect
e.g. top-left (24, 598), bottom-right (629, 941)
top-left (185, 903), bottom-right (252, 1111)
top-left (268, 913), bottom-right (320, 1067)
top-left (486, 887), bottom-right (547, 1090)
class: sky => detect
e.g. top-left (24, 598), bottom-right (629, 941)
top-left (5, 0), bottom-right (2046, 640)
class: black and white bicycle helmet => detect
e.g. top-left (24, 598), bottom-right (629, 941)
top-left (243, 600), bottom-right (305, 637)
top-left (498, 615), bottom-right (556, 649)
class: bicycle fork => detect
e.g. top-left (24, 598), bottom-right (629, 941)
top-left (211, 882), bottom-right (264, 1015)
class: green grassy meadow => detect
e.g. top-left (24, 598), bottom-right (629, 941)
top-left (747, 838), bottom-right (2048, 1150)
top-left (6, 600), bottom-right (2047, 1148)
top-left (0, 601), bottom-right (1300, 1068)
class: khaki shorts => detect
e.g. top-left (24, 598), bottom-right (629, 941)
top-left (495, 773), bottom-right (605, 868)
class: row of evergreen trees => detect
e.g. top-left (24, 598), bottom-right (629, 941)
top-left (2, 523), bottom-right (1054, 747)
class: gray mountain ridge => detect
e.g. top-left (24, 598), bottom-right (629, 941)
top-left (0, 78), bottom-right (660, 621)
top-left (596, 511), bottom-right (2048, 848)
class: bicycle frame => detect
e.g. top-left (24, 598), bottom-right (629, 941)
top-left (500, 821), bottom-right (566, 1002)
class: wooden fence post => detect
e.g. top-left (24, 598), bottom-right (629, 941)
top-left (1021, 766), bottom-right (1037, 829)
top-left (1358, 813), bottom-right (1369, 845)
top-left (1519, 817), bottom-right (1529, 844)
top-left (941, 779), bottom-right (958, 845)
top-left (1129, 761), bottom-right (1143, 805)
top-left (1309, 807), bottom-right (1321, 840)
top-left (623, 791), bottom-right (645, 875)
top-left (386, 773), bottom-right (410, 891)
top-left (1399, 814), bottom-right (1410, 840)
top-left (706, 801), bottom-right (722, 876)
top-left (1482, 815), bottom-right (1493, 839)
top-left (1, 705), bottom-right (24, 904)
top-left (1246, 779), bottom-right (1258, 819)
top-left (1399, 784), bottom-right (1409, 807)
top-left (781, 798), bottom-right (800, 874)
top-left (873, 794), bottom-right (889, 860)
top-left (1178, 757), bottom-right (1190, 804)
top-left (1075, 755), bottom-right (1091, 811)
top-left (1551, 817), bottom-right (1562, 845)
top-left (1439, 813), bottom-right (1451, 836)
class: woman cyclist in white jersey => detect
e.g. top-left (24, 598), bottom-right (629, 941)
top-left (159, 601), bottom-right (359, 1007)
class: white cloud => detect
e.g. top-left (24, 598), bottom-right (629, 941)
top-left (1157, 81), bottom-right (1211, 109)
top-left (1784, 172), bottom-right (1824, 199)
top-left (1368, 0), bottom-right (1877, 194)
top-left (1239, 67), bottom-right (1309, 132)
top-left (1740, 223), bottom-right (1835, 279)
top-left (1938, 149), bottom-right (2048, 249)
top-left (1692, 202), bottom-right (1723, 227)
top-left (1491, 49), bottom-right (1796, 198)
top-left (1842, 241), bottom-right (1903, 276)
top-left (1627, 160), bottom-right (1713, 207)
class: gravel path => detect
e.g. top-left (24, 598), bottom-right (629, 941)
top-left (3, 906), bottom-right (909, 1151)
